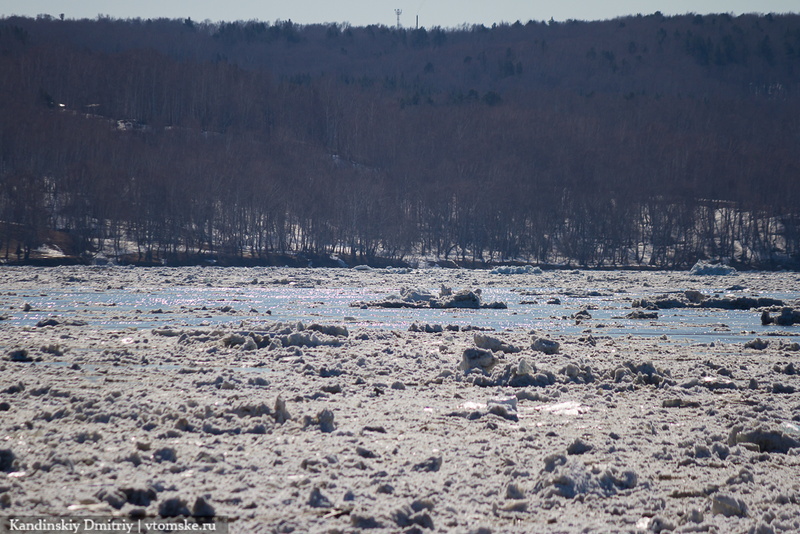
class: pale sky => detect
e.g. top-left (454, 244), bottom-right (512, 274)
top-left (1, 1), bottom-right (798, 28)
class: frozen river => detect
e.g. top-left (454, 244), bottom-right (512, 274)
top-left (2, 265), bottom-right (800, 533)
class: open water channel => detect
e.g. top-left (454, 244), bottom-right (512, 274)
top-left (2, 268), bottom-right (798, 345)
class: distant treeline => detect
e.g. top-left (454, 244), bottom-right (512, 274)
top-left (1, 13), bottom-right (799, 268)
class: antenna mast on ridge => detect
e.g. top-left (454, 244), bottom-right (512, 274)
top-left (394, 9), bottom-right (403, 29)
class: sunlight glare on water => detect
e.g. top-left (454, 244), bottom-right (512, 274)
top-left (4, 270), bottom-right (799, 344)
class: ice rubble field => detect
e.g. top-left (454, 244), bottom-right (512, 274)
top-left (0, 265), bottom-right (799, 533)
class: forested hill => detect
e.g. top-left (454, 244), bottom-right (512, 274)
top-left (1, 13), bottom-right (799, 268)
